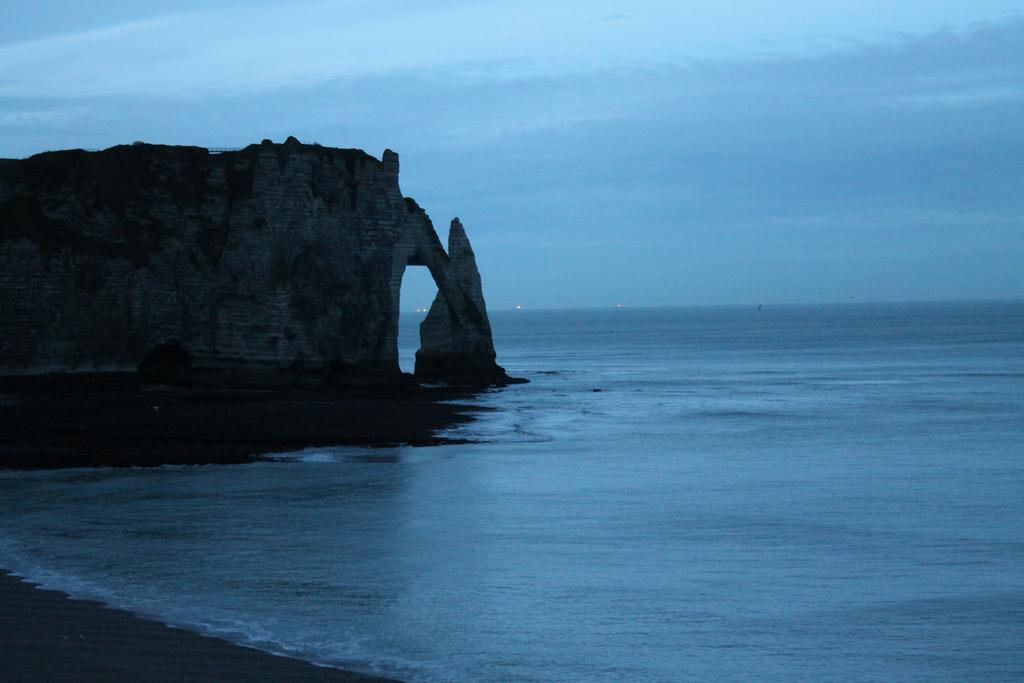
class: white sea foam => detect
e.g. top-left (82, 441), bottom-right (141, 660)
top-left (0, 532), bottom-right (423, 679)
top-left (265, 447), bottom-right (349, 463)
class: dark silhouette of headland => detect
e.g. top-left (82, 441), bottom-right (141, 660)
top-left (0, 137), bottom-right (524, 469)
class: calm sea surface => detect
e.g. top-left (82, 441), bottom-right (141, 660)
top-left (2, 302), bottom-right (1023, 681)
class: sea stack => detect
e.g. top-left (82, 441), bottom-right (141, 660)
top-left (0, 138), bottom-right (517, 387)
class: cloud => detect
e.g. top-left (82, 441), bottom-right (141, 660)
top-left (1, 1), bottom-right (1022, 98)
top-left (0, 107), bottom-right (86, 126)
top-left (1, 13), bottom-right (1021, 304)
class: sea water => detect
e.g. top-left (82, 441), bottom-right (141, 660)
top-left (1, 302), bottom-right (1022, 681)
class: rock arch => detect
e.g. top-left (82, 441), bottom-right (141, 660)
top-left (0, 139), bottom-right (517, 386)
top-left (389, 211), bottom-right (511, 385)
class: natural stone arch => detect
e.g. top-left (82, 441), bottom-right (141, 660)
top-left (392, 264), bottom-right (435, 372)
top-left (388, 211), bottom-right (509, 385)
top-left (0, 139), bottom-right (518, 387)
top-left (415, 219), bottom-right (505, 384)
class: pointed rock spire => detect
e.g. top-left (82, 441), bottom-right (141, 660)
top-left (415, 218), bottom-right (519, 385)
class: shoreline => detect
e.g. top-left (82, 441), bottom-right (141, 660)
top-left (0, 570), bottom-right (399, 681)
top-left (0, 375), bottom-right (491, 677)
top-left (0, 375), bottom-right (490, 469)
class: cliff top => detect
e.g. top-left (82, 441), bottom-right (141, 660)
top-left (11, 136), bottom-right (393, 168)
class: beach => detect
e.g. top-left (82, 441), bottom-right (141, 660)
top-left (0, 571), bottom-right (395, 681)
top-left (0, 375), bottom-right (484, 469)
top-left (0, 373), bottom-right (486, 680)
top-left (1, 303), bottom-right (1021, 679)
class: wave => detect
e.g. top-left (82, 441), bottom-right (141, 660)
top-left (0, 534), bottom-right (431, 681)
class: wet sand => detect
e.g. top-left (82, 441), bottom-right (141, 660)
top-left (0, 374), bottom-right (482, 678)
top-left (0, 571), bottom-right (397, 681)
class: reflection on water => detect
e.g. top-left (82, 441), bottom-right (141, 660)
top-left (1, 302), bottom-right (1023, 681)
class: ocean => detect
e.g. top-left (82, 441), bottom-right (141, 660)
top-left (1, 301), bottom-right (1022, 681)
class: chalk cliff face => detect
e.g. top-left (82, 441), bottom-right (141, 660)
top-left (416, 218), bottom-right (506, 384)
top-left (0, 138), bottom-right (515, 386)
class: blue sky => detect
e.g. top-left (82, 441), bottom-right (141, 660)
top-left (2, 1), bottom-right (1022, 309)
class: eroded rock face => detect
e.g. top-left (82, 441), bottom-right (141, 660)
top-left (0, 138), bottom-right (513, 386)
top-left (416, 218), bottom-right (514, 385)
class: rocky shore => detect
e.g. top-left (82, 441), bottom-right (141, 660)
top-left (0, 373), bottom-right (486, 470)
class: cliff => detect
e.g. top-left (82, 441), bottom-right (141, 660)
top-left (0, 137), bottom-right (517, 387)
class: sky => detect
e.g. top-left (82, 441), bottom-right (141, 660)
top-left (2, 1), bottom-right (1022, 310)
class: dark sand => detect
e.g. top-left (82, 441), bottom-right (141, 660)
top-left (0, 374), bottom-right (487, 469)
top-left (0, 571), bottom-right (397, 681)
top-left (0, 374), bottom-right (484, 678)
